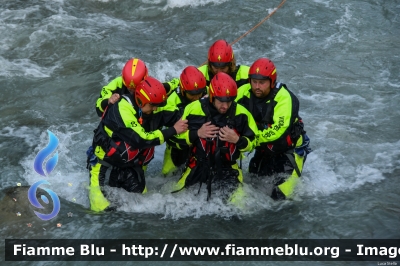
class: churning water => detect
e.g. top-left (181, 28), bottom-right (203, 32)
top-left (1, 0), bottom-right (399, 265)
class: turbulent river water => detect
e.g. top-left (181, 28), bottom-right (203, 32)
top-left (0, 0), bottom-right (399, 265)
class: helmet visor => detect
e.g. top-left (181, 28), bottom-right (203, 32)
top-left (185, 87), bottom-right (206, 95)
top-left (210, 61), bottom-right (230, 68)
top-left (149, 101), bottom-right (167, 107)
top-left (214, 95), bottom-right (236, 102)
top-left (249, 74), bottom-right (270, 80)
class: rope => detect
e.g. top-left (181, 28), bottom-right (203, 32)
top-left (201, 0), bottom-right (287, 66)
top-left (230, 0), bottom-right (287, 46)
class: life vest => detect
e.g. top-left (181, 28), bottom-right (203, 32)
top-left (173, 100), bottom-right (242, 200)
top-left (188, 100), bottom-right (239, 167)
top-left (92, 95), bottom-right (155, 168)
top-left (249, 83), bottom-right (306, 154)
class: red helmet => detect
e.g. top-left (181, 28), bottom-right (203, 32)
top-left (135, 77), bottom-right (167, 107)
top-left (249, 58), bottom-right (277, 88)
top-left (122, 58), bottom-right (148, 90)
top-left (209, 72), bottom-right (237, 103)
top-left (179, 66), bottom-right (207, 95)
top-left (207, 40), bottom-right (234, 67)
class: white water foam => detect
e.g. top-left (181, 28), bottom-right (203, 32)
top-left (0, 5), bottom-right (41, 21)
top-left (149, 59), bottom-right (187, 82)
top-left (371, 141), bottom-right (400, 174)
top-left (164, 0), bottom-right (230, 9)
top-left (0, 56), bottom-right (56, 78)
top-left (0, 126), bottom-right (41, 148)
top-left (323, 4), bottom-right (359, 48)
top-left (89, 0), bottom-right (229, 8)
top-left (312, 0), bottom-right (332, 8)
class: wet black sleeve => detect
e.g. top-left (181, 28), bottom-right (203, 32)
top-left (95, 99), bottom-right (109, 117)
top-left (235, 136), bottom-right (248, 150)
top-left (161, 127), bottom-right (177, 141)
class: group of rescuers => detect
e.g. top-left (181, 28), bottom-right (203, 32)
top-left (87, 40), bottom-right (312, 212)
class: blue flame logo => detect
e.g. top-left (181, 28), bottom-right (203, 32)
top-left (28, 180), bottom-right (61, 220)
top-left (29, 130), bottom-right (61, 220)
top-left (34, 130), bottom-right (59, 176)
